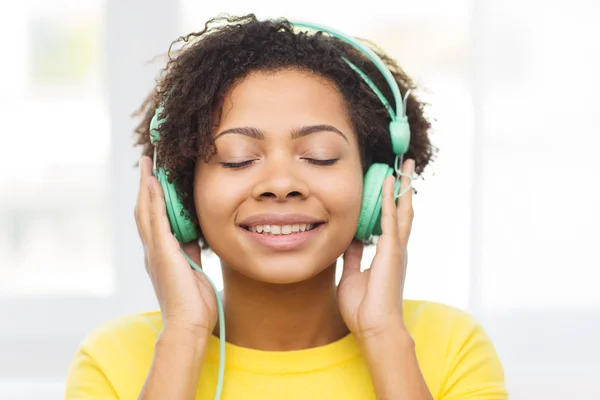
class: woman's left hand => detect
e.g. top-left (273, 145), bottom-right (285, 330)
top-left (337, 158), bottom-right (415, 341)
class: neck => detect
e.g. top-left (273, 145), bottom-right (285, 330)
top-left (215, 263), bottom-right (349, 351)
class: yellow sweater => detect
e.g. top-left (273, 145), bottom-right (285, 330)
top-left (65, 300), bottom-right (507, 399)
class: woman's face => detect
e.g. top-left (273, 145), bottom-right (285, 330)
top-left (194, 68), bottom-right (364, 284)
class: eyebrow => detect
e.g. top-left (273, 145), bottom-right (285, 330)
top-left (215, 124), bottom-right (348, 143)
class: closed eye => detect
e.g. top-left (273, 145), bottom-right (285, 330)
top-left (219, 160), bottom-right (255, 169)
top-left (304, 158), bottom-right (339, 166)
top-left (220, 158), bottom-right (340, 169)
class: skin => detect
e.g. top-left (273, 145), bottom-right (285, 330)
top-left (135, 68), bottom-right (432, 399)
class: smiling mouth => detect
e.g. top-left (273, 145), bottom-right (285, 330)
top-left (242, 223), bottom-right (324, 236)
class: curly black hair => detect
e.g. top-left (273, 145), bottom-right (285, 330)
top-left (133, 14), bottom-right (436, 248)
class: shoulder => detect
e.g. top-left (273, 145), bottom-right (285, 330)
top-left (403, 300), bottom-right (508, 399)
top-left (76, 310), bottom-right (163, 374)
top-left (403, 299), bottom-right (481, 336)
top-left (79, 310), bottom-right (163, 352)
top-left (403, 299), bottom-right (498, 358)
top-left (66, 311), bottom-right (163, 399)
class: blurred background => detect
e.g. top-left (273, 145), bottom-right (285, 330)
top-left (0, 0), bottom-right (598, 398)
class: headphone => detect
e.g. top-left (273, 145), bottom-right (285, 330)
top-left (148, 20), bottom-right (413, 400)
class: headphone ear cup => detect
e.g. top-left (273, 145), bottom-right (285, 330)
top-left (355, 163), bottom-right (394, 241)
top-left (157, 168), bottom-right (199, 243)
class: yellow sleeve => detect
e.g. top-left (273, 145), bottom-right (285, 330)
top-left (64, 348), bottom-right (119, 400)
top-left (63, 312), bottom-right (161, 399)
top-left (437, 311), bottom-right (508, 400)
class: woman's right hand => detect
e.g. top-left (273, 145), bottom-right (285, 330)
top-left (134, 156), bottom-right (218, 337)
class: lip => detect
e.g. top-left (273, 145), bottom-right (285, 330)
top-left (239, 222), bottom-right (325, 251)
top-left (237, 212), bottom-right (326, 227)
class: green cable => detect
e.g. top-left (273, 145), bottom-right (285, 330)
top-left (181, 250), bottom-right (226, 400)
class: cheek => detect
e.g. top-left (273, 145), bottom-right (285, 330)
top-left (319, 168), bottom-right (364, 225)
top-left (193, 170), bottom-right (242, 234)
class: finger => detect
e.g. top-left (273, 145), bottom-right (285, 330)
top-left (340, 239), bottom-right (364, 283)
top-left (397, 159), bottom-right (415, 244)
top-left (369, 170), bottom-right (406, 290)
top-left (147, 174), bottom-right (180, 254)
top-left (380, 174), bottom-right (399, 239)
top-left (135, 156), bottom-right (153, 248)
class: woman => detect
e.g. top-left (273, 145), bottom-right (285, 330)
top-left (66, 14), bottom-right (507, 399)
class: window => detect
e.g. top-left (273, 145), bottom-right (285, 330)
top-left (472, 1), bottom-right (600, 398)
top-left (0, 0), bottom-right (180, 388)
top-left (476, 0), bottom-right (600, 310)
top-left (0, 1), bottom-right (112, 297)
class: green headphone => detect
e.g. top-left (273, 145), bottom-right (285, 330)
top-left (149, 20), bottom-right (412, 244)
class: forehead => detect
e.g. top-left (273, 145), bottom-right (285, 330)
top-left (217, 68), bottom-right (352, 135)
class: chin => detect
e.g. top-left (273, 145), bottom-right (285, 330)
top-left (240, 255), bottom-right (334, 285)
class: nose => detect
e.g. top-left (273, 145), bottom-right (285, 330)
top-left (252, 162), bottom-right (310, 202)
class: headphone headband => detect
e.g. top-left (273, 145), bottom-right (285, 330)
top-left (151, 19), bottom-right (411, 155)
top-left (290, 21), bottom-right (406, 119)
top-left (290, 20), bottom-right (410, 155)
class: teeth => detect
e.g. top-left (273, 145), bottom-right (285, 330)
top-left (248, 224), bottom-right (317, 235)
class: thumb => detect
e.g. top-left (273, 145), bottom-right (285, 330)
top-left (340, 240), bottom-right (364, 283)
